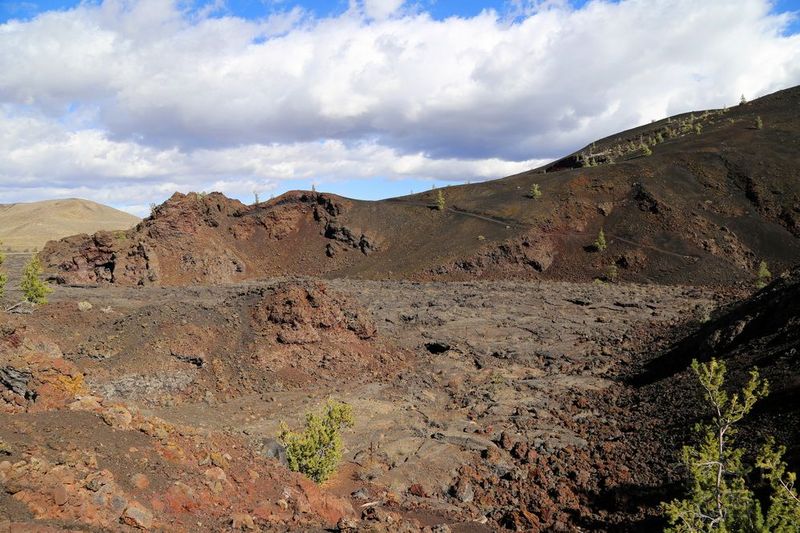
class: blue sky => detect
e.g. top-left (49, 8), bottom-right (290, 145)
top-left (1, 0), bottom-right (799, 214)
top-left (2, 0), bottom-right (798, 29)
top-left (2, 1), bottom-right (591, 23)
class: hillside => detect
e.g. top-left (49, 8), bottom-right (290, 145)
top-left (42, 86), bottom-right (800, 286)
top-left (0, 199), bottom-right (139, 252)
top-left (616, 267), bottom-right (800, 526)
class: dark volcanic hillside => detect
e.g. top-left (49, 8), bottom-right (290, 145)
top-left (42, 86), bottom-right (800, 286)
top-left (615, 267), bottom-right (800, 529)
top-left (641, 266), bottom-right (800, 463)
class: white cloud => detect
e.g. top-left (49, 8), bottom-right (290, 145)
top-left (361, 0), bottom-right (406, 20)
top-left (0, 0), bottom-right (799, 213)
top-left (0, 108), bottom-right (543, 211)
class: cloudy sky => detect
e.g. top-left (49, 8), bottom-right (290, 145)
top-left (1, 0), bottom-right (799, 216)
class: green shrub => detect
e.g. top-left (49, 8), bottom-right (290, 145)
top-left (436, 190), bottom-right (445, 211)
top-left (642, 144), bottom-right (652, 156)
top-left (695, 123), bottom-right (703, 135)
top-left (21, 255), bottom-right (53, 304)
top-left (594, 229), bottom-right (607, 252)
top-left (528, 183), bottom-right (542, 199)
top-left (605, 264), bottom-right (618, 282)
top-left (755, 116), bottom-right (763, 130)
top-left (278, 400), bottom-right (354, 483)
top-left (663, 359), bottom-right (767, 532)
top-left (756, 261), bottom-right (772, 289)
top-left (756, 437), bottom-right (800, 530)
top-left (663, 358), bottom-right (800, 532)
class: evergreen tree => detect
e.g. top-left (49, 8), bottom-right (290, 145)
top-left (594, 229), bottom-right (607, 252)
top-left (757, 438), bottom-right (800, 530)
top-left (436, 190), bottom-right (446, 211)
top-left (756, 261), bottom-right (772, 289)
top-left (528, 183), bottom-right (542, 199)
top-left (20, 255), bottom-right (53, 304)
top-left (278, 400), bottom-right (354, 483)
top-left (663, 358), bottom-right (800, 532)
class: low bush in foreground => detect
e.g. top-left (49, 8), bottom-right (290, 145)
top-left (278, 400), bottom-right (354, 483)
top-left (663, 358), bottom-right (800, 532)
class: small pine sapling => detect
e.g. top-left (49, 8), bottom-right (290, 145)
top-left (528, 183), bottom-right (542, 199)
top-left (756, 260), bottom-right (772, 289)
top-left (755, 116), bottom-right (763, 130)
top-left (756, 438), bottom-right (800, 530)
top-left (662, 358), bottom-right (800, 532)
top-left (21, 255), bottom-right (53, 304)
top-left (436, 190), bottom-right (446, 211)
top-left (594, 229), bottom-right (607, 252)
top-left (278, 400), bottom-right (355, 483)
top-left (605, 264), bottom-right (618, 283)
top-left (663, 359), bottom-right (769, 531)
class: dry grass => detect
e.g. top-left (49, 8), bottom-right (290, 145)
top-left (0, 198), bottom-right (139, 251)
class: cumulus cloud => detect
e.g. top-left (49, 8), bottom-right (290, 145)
top-left (0, 107), bottom-right (544, 215)
top-left (0, 0), bottom-right (799, 213)
top-left (361, 0), bottom-right (406, 20)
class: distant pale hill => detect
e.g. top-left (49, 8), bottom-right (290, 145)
top-left (0, 198), bottom-right (139, 252)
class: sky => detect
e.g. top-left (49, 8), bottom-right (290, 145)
top-left (1, 0), bottom-right (799, 216)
